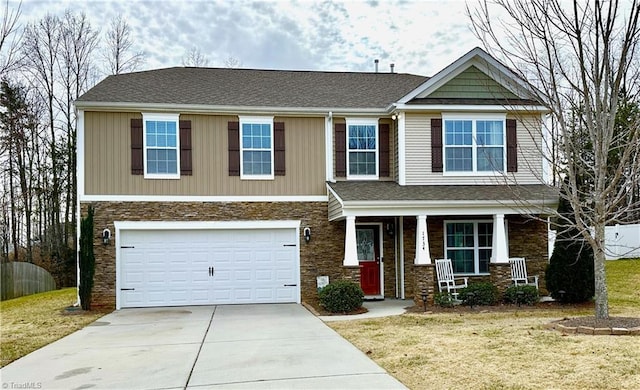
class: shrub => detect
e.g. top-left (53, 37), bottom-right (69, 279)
top-left (504, 285), bottom-right (539, 305)
top-left (458, 282), bottom-right (499, 306)
top-left (434, 292), bottom-right (454, 308)
top-left (318, 280), bottom-right (364, 313)
top-left (546, 193), bottom-right (595, 303)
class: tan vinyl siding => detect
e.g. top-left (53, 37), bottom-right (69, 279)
top-left (428, 66), bottom-right (519, 100)
top-left (84, 112), bottom-right (326, 196)
top-left (404, 112), bottom-right (544, 185)
top-left (404, 113), bottom-right (432, 184)
top-left (327, 191), bottom-right (343, 221)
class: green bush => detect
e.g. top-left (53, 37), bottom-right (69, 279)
top-left (318, 280), bottom-right (364, 313)
top-left (546, 193), bottom-right (595, 303)
top-left (458, 282), bottom-right (499, 306)
top-left (504, 285), bottom-right (539, 305)
top-left (434, 292), bottom-right (454, 308)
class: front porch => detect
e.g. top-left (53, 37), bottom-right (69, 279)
top-left (326, 181), bottom-right (558, 304)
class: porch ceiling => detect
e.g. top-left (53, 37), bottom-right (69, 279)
top-left (326, 181), bottom-right (559, 220)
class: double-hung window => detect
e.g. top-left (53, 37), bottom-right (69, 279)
top-left (143, 113), bottom-right (180, 179)
top-left (445, 221), bottom-right (493, 275)
top-left (443, 114), bottom-right (505, 173)
top-left (240, 116), bottom-right (274, 179)
top-left (347, 119), bottom-right (378, 179)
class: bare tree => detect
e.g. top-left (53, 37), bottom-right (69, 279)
top-left (103, 14), bottom-right (144, 74)
top-left (469, 0), bottom-right (640, 319)
top-left (0, 0), bottom-right (22, 76)
top-left (182, 46), bottom-right (209, 67)
top-left (224, 55), bottom-right (242, 69)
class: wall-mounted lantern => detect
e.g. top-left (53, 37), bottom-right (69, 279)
top-left (102, 228), bottom-right (111, 245)
top-left (386, 223), bottom-right (395, 238)
top-left (303, 227), bottom-right (311, 243)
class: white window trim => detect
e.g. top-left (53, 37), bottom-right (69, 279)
top-left (442, 113), bottom-right (506, 176)
top-left (143, 112), bottom-right (180, 180)
top-left (239, 115), bottom-right (275, 180)
top-left (346, 118), bottom-right (379, 180)
top-left (444, 219), bottom-right (493, 276)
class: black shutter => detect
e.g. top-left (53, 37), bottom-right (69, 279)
top-left (228, 121), bottom-right (240, 176)
top-left (179, 120), bottom-right (192, 175)
top-left (131, 118), bottom-right (143, 175)
top-left (274, 122), bottom-right (285, 176)
top-left (506, 119), bottom-right (517, 172)
top-left (335, 123), bottom-right (346, 177)
top-left (379, 123), bottom-right (390, 177)
top-left (431, 118), bottom-right (443, 173)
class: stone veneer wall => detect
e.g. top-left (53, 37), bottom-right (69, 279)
top-left (82, 201), bottom-right (350, 309)
top-left (403, 214), bottom-right (550, 303)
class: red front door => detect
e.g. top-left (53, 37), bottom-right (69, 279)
top-left (357, 225), bottom-right (381, 296)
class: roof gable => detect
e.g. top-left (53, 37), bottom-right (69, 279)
top-left (428, 65), bottom-right (519, 100)
top-left (397, 47), bottom-right (541, 105)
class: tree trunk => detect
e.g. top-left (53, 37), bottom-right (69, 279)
top-left (593, 223), bottom-right (609, 319)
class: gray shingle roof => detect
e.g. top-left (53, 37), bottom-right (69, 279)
top-left (77, 67), bottom-right (428, 109)
top-left (328, 181), bottom-right (558, 203)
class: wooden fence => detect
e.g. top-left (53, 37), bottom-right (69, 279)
top-left (0, 262), bottom-right (57, 301)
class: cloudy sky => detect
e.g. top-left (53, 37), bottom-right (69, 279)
top-left (10, 0), bottom-right (489, 77)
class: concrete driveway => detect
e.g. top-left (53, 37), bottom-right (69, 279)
top-left (1, 304), bottom-right (406, 389)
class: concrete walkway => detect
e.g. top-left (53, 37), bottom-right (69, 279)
top-left (320, 299), bottom-right (412, 322)
top-left (1, 304), bottom-right (406, 389)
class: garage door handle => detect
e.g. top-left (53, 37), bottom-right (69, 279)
top-left (209, 267), bottom-right (215, 277)
top-left (121, 288), bottom-right (135, 291)
top-left (284, 284), bottom-right (297, 287)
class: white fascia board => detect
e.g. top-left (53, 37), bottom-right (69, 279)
top-left (338, 200), bottom-right (557, 217)
top-left (394, 103), bottom-right (549, 113)
top-left (80, 195), bottom-right (328, 202)
top-left (73, 101), bottom-right (389, 117)
top-left (115, 220), bottom-right (301, 231)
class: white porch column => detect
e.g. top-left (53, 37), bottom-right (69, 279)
top-left (491, 214), bottom-right (509, 263)
top-left (414, 215), bottom-right (431, 264)
top-left (343, 216), bottom-right (359, 266)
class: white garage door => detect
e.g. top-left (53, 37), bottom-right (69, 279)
top-left (119, 228), bottom-right (299, 308)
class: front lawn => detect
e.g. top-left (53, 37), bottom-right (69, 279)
top-left (0, 288), bottom-right (107, 367)
top-left (329, 259), bottom-right (640, 390)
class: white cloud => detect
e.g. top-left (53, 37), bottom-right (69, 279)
top-left (12, 0), bottom-right (484, 76)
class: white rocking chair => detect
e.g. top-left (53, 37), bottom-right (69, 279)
top-left (435, 258), bottom-right (469, 299)
top-left (509, 257), bottom-right (539, 290)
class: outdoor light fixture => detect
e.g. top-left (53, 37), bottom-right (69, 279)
top-left (102, 228), bottom-right (111, 245)
top-left (386, 223), bottom-right (395, 238)
top-left (420, 288), bottom-right (428, 312)
top-left (303, 227), bottom-right (311, 243)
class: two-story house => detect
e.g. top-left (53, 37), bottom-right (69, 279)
top-left (76, 47), bottom-right (557, 310)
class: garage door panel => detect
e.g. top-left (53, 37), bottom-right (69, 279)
top-left (120, 227), bottom-right (298, 308)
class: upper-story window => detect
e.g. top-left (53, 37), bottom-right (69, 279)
top-left (443, 114), bottom-right (505, 173)
top-left (347, 118), bottom-right (378, 179)
top-left (240, 116), bottom-right (274, 180)
top-left (143, 113), bottom-right (180, 179)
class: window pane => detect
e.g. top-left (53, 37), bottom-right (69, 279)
top-left (448, 249), bottom-right (474, 273)
top-left (356, 229), bottom-right (375, 260)
top-left (445, 120), bottom-right (472, 145)
top-left (243, 151), bottom-right (272, 175)
top-left (348, 124), bottom-right (376, 151)
top-left (476, 120), bottom-right (503, 146)
top-left (478, 222), bottom-right (493, 247)
top-left (477, 147), bottom-right (504, 171)
top-left (446, 223), bottom-right (474, 247)
top-left (445, 147), bottom-right (472, 171)
top-left (479, 249), bottom-right (491, 273)
top-left (146, 148), bottom-right (177, 174)
top-left (349, 151), bottom-right (376, 175)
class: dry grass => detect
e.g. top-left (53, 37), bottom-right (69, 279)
top-left (0, 288), bottom-right (106, 367)
top-left (329, 259), bottom-right (640, 390)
